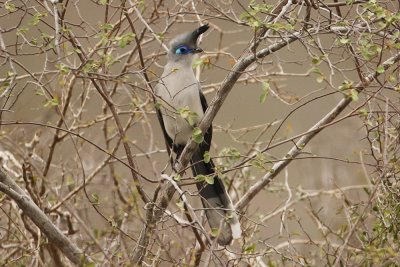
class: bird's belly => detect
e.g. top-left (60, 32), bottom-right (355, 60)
top-left (162, 89), bottom-right (204, 145)
top-left (164, 115), bottom-right (197, 145)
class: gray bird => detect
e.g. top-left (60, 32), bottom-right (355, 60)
top-left (155, 24), bottom-right (241, 245)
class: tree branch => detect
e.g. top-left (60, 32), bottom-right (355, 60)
top-left (235, 51), bottom-right (400, 212)
top-left (0, 168), bottom-right (89, 265)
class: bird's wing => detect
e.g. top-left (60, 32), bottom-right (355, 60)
top-left (154, 83), bottom-right (174, 151)
top-left (199, 89), bottom-right (212, 151)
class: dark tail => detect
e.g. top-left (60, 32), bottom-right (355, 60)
top-left (190, 149), bottom-right (241, 245)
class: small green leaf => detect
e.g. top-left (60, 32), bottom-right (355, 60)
top-left (244, 244), bottom-right (256, 253)
top-left (91, 193), bottom-right (99, 205)
top-left (221, 147), bottom-right (241, 163)
top-left (210, 228), bottom-right (219, 237)
top-left (35, 89), bottom-right (45, 96)
top-left (29, 12), bottom-right (47, 26)
top-left (176, 200), bottom-right (184, 210)
top-left (376, 65), bottom-right (385, 74)
top-left (192, 127), bottom-right (203, 144)
top-left (173, 174), bottom-right (181, 182)
top-left (339, 80), bottom-right (353, 91)
top-left (178, 106), bottom-right (190, 119)
top-left (205, 175), bottom-right (214, 185)
top-left (311, 57), bottom-right (320, 64)
top-left (178, 106), bottom-right (198, 126)
top-left (100, 23), bottom-right (113, 31)
top-left (358, 108), bottom-right (368, 117)
top-left (115, 33), bottom-right (135, 48)
top-left (56, 63), bottom-right (70, 74)
top-left (203, 151), bottom-right (211, 163)
top-left (5, 3), bottom-right (16, 12)
top-left (17, 27), bottom-right (29, 35)
top-left (155, 32), bottom-right (165, 41)
top-left (187, 113), bottom-right (198, 126)
top-left (349, 89), bottom-right (359, 101)
top-left (195, 174), bottom-right (206, 182)
top-left (44, 98), bottom-right (60, 107)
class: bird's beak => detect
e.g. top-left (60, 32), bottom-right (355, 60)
top-left (192, 47), bottom-right (204, 54)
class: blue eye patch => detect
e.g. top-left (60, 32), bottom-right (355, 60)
top-left (175, 45), bottom-right (192, 55)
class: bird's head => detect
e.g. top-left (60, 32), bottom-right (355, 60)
top-left (168, 24), bottom-right (209, 64)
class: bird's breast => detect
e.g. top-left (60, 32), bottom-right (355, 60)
top-left (157, 67), bottom-right (204, 145)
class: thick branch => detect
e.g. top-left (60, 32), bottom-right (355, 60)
top-left (0, 168), bottom-right (88, 265)
top-left (178, 33), bottom-right (300, 169)
top-left (235, 51), bottom-right (400, 211)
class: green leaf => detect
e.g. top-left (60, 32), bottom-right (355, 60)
top-left (35, 89), bottom-right (45, 96)
top-left (244, 244), bottom-right (256, 253)
top-left (176, 200), bottom-right (184, 210)
top-left (192, 127), bottom-right (203, 144)
top-left (205, 175), bottom-right (214, 185)
top-left (310, 66), bottom-right (322, 75)
top-left (178, 106), bottom-right (190, 119)
top-left (376, 65), bottom-right (385, 74)
top-left (115, 33), bottom-right (135, 48)
top-left (388, 75), bottom-right (396, 83)
top-left (178, 106), bottom-right (198, 126)
top-left (154, 101), bottom-right (162, 110)
top-left (41, 32), bottom-right (54, 41)
top-left (44, 98), bottom-right (60, 107)
top-left (56, 63), bottom-right (70, 74)
top-left (187, 113), bottom-right (198, 126)
top-left (17, 27), bottom-right (29, 36)
top-left (221, 147), bottom-right (241, 162)
top-left (91, 193), bottom-right (99, 205)
top-left (339, 38), bottom-right (350, 44)
top-left (311, 57), bottom-right (320, 64)
top-left (100, 23), bottom-right (113, 31)
top-left (349, 89), bottom-right (359, 101)
top-left (358, 108), bottom-right (368, 117)
top-left (339, 80), bottom-right (353, 91)
top-left (29, 12), bottom-right (47, 26)
top-left (195, 174), bottom-right (206, 182)
top-left (173, 174), bottom-right (181, 182)
top-left (5, 3), bottom-right (16, 12)
top-left (203, 151), bottom-right (211, 163)
top-left (210, 228), bottom-right (219, 237)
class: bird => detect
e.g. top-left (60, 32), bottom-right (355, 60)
top-left (155, 24), bottom-right (241, 245)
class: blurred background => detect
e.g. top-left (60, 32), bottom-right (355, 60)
top-left (0, 0), bottom-right (399, 266)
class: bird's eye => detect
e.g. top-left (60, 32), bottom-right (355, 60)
top-left (175, 46), bottom-right (189, 54)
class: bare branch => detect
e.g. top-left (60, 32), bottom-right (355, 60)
top-left (0, 168), bottom-right (89, 265)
